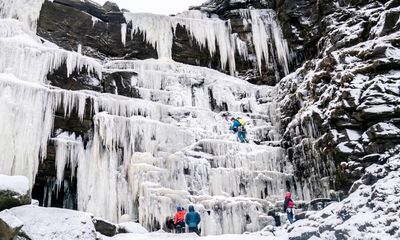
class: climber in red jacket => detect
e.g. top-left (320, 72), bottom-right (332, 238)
top-left (283, 192), bottom-right (295, 224)
top-left (174, 206), bottom-right (186, 233)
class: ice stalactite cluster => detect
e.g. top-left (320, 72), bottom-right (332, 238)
top-left (249, 9), bottom-right (291, 76)
top-left (123, 10), bottom-right (237, 75)
top-left (122, 9), bottom-right (291, 78)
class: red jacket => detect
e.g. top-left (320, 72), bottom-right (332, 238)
top-left (284, 192), bottom-right (295, 210)
top-left (174, 210), bottom-right (186, 224)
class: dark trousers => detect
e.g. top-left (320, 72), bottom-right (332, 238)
top-left (188, 226), bottom-right (199, 235)
top-left (287, 208), bottom-right (294, 224)
top-left (175, 222), bottom-right (185, 233)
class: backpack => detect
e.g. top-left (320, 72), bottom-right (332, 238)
top-left (237, 118), bottom-right (246, 127)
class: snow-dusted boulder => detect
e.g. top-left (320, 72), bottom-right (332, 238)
top-left (0, 175), bottom-right (31, 211)
top-left (93, 217), bottom-right (117, 237)
top-left (0, 210), bottom-right (24, 240)
top-left (117, 222), bottom-right (149, 234)
top-left (8, 205), bottom-right (97, 240)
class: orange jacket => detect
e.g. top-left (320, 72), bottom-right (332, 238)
top-left (174, 210), bottom-right (186, 224)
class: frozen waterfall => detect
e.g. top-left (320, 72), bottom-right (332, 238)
top-left (0, 1), bottom-right (320, 236)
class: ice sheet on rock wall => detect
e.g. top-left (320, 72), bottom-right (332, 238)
top-left (0, 0), bottom-right (51, 31)
top-left (123, 11), bottom-right (237, 75)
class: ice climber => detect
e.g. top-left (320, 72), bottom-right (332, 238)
top-left (283, 192), bottom-right (295, 224)
top-left (185, 205), bottom-right (201, 235)
top-left (174, 206), bottom-right (186, 233)
top-left (230, 117), bottom-right (248, 143)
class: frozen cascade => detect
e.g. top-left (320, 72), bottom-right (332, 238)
top-left (0, 6), bottom-right (323, 236)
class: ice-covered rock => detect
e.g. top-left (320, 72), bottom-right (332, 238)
top-left (8, 205), bottom-right (97, 240)
top-left (0, 175), bottom-right (31, 211)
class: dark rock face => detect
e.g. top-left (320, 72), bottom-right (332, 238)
top-left (38, 0), bottom-right (157, 60)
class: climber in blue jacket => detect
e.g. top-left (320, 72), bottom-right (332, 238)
top-left (230, 117), bottom-right (248, 143)
top-left (185, 205), bottom-right (201, 235)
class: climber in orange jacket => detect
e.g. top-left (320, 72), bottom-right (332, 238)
top-left (174, 206), bottom-right (186, 233)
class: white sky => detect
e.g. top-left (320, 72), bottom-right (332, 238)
top-left (92, 0), bottom-right (207, 15)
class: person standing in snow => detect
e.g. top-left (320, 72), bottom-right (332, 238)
top-left (283, 192), bottom-right (295, 224)
top-left (230, 117), bottom-right (248, 143)
top-left (185, 205), bottom-right (201, 235)
top-left (174, 206), bottom-right (186, 233)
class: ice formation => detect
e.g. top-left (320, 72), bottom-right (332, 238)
top-left (249, 10), bottom-right (291, 76)
top-left (0, 19), bottom-right (102, 83)
top-left (0, 1), bottom-right (311, 236)
top-left (123, 11), bottom-right (237, 75)
top-left (0, 0), bottom-right (51, 31)
top-left (122, 9), bottom-right (291, 78)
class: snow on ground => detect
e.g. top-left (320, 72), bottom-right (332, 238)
top-left (107, 230), bottom-right (287, 240)
top-left (0, 174), bottom-right (29, 195)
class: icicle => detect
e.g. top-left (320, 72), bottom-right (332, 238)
top-left (53, 132), bottom-right (84, 192)
top-left (233, 33), bottom-right (249, 61)
top-left (77, 44), bottom-right (82, 55)
top-left (121, 23), bottom-right (127, 47)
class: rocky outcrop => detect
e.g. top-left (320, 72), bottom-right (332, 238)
top-left (288, 146), bottom-right (400, 239)
top-left (277, 0), bottom-right (400, 196)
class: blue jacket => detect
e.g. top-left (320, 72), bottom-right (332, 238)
top-left (230, 119), bottom-right (241, 131)
top-left (185, 205), bottom-right (201, 228)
